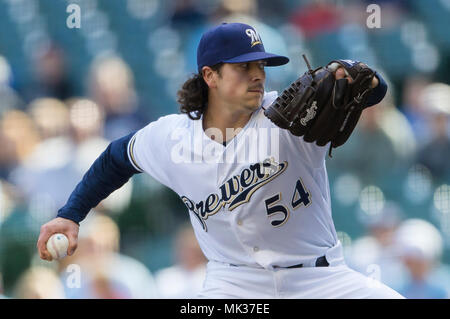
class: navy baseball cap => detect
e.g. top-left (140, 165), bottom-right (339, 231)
top-left (197, 23), bottom-right (289, 72)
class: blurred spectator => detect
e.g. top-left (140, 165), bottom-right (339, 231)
top-left (400, 75), bottom-right (433, 145)
top-left (0, 177), bottom-right (35, 296)
top-left (67, 98), bottom-right (105, 144)
top-left (13, 266), bottom-right (65, 299)
top-left (0, 179), bottom-right (21, 226)
top-left (289, 0), bottom-right (342, 39)
top-left (0, 86), bottom-right (24, 116)
top-left (348, 201), bottom-right (405, 289)
top-left (29, 98), bottom-right (71, 140)
top-left (415, 83), bottom-right (450, 182)
top-left (19, 98), bottom-right (73, 172)
top-left (7, 98), bottom-right (78, 215)
top-left (0, 110), bottom-right (41, 181)
top-left (416, 113), bottom-right (450, 181)
top-left (0, 55), bottom-right (24, 115)
top-left (59, 213), bottom-right (159, 299)
top-left (169, 0), bottom-right (208, 29)
top-left (395, 219), bottom-right (448, 299)
top-left (358, 201), bottom-right (404, 248)
top-left (375, 90), bottom-right (417, 161)
top-left (155, 223), bottom-right (207, 298)
top-left (8, 96), bottom-right (132, 225)
top-left (87, 56), bottom-right (148, 141)
top-left (66, 97), bottom-right (134, 215)
top-left (24, 44), bottom-right (74, 102)
top-left (211, 0), bottom-right (258, 21)
top-left (0, 55), bottom-right (12, 87)
top-left (0, 130), bottom-right (18, 179)
top-left (327, 91), bottom-right (416, 183)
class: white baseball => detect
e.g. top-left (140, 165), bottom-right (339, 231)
top-left (46, 233), bottom-right (69, 260)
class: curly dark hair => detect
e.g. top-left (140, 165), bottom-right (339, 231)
top-left (177, 63), bottom-right (223, 120)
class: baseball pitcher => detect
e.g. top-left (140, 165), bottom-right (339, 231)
top-left (37, 23), bottom-right (404, 298)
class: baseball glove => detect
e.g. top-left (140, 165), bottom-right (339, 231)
top-left (264, 56), bottom-right (377, 156)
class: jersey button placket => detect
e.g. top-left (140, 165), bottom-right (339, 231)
top-left (230, 215), bottom-right (257, 261)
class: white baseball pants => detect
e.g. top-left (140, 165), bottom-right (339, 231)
top-left (197, 243), bottom-right (404, 299)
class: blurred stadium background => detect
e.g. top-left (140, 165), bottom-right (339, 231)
top-left (0, 0), bottom-right (450, 298)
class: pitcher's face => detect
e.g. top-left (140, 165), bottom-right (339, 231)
top-left (215, 60), bottom-right (267, 112)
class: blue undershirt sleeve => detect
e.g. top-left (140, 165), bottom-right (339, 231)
top-left (56, 132), bottom-right (141, 224)
top-left (366, 72), bottom-right (388, 107)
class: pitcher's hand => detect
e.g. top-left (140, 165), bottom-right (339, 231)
top-left (37, 217), bottom-right (79, 261)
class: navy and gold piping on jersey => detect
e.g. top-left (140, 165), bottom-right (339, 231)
top-left (127, 134), bottom-right (144, 173)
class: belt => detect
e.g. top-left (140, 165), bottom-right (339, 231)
top-left (228, 255), bottom-right (330, 269)
top-left (273, 255), bottom-right (329, 269)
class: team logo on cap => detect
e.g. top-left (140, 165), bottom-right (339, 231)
top-left (245, 28), bottom-right (262, 47)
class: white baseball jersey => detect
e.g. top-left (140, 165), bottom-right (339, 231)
top-left (127, 91), bottom-right (405, 298)
top-left (128, 91), bottom-right (340, 270)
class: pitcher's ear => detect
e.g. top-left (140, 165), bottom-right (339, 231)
top-left (202, 66), bottom-right (217, 89)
